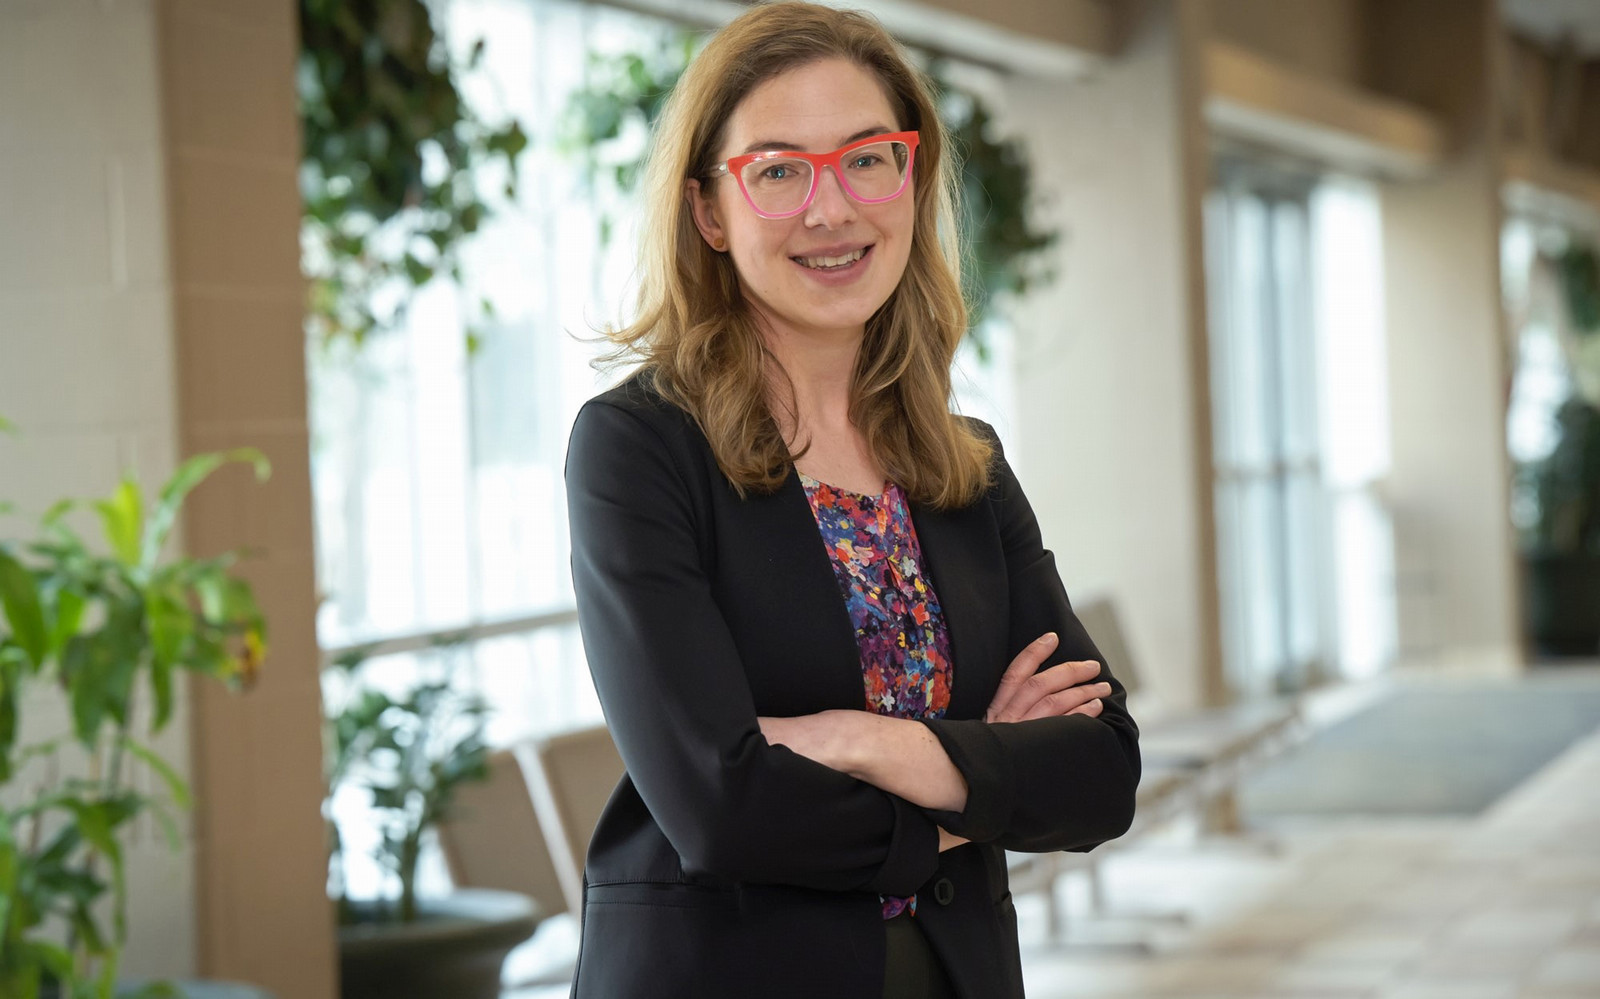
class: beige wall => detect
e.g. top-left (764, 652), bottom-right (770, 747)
top-left (0, 0), bottom-right (196, 977)
top-left (1365, 0), bottom-right (1520, 666)
top-left (1004, 0), bottom-right (1220, 712)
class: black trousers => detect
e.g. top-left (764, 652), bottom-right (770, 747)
top-left (881, 913), bottom-right (957, 999)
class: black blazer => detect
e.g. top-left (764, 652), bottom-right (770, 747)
top-left (565, 375), bottom-right (1140, 999)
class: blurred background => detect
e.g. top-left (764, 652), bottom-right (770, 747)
top-left (2, 0), bottom-right (1600, 997)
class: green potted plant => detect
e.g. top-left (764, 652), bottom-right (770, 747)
top-left (0, 438), bottom-right (275, 999)
top-left (1518, 242), bottom-right (1600, 656)
top-left (323, 643), bottom-right (539, 999)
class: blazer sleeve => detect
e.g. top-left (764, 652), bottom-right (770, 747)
top-left (917, 431), bottom-right (1141, 853)
top-left (566, 399), bottom-right (941, 894)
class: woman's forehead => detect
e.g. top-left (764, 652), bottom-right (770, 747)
top-left (723, 58), bottom-right (899, 153)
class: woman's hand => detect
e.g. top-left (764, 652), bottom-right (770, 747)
top-left (985, 632), bottom-right (1111, 724)
top-left (757, 711), bottom-right (858, 774)
top-left (758, 711), bottom-right (968, 812)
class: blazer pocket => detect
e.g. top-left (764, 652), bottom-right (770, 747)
top-left (585, 880), bottom-right (740, 911)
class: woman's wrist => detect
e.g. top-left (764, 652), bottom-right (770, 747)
top-left (760, 710), bottom-right (969, 812)
top-left (846, 714), bottom-right (968, 812)
top-left (938, 827), bottom-right (970, 852)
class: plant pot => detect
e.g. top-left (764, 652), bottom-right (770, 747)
top-left (1522, 551), bottom-right (1600, 657)
top-left (337, 888), bottom-right (541, 999)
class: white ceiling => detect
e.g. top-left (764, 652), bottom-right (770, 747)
top-left (1503, 0), bottom-right (1600, 54)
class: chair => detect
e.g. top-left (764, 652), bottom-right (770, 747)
top-left (1075, 595), bottom-right (1305, 829)
top-left (1004, 596), bottom-right (1307, 945)
top-left (437, 724), bottom-right (626, 919)
top-left (437, 725), bottom-right (626, 992)
top-left (516, 725), bottom-right (627, 917)
top-left (436, 748), bottom-right (569, 921)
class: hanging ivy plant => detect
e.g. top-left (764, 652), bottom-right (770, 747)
top-left (1519, 241), bottom-right (1600, 556)
top-left (934, 72), bottom-right (1059, 340)
top-left (298, 0), bottom-right (529, 352)
top-left (561, 38), bottom-right (1058, 355)
top-left (1559, 243), bottom-right (1600, 335)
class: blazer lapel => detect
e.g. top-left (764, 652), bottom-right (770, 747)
top-left (751, 470), bottom-right (874, 710)
top-left (909, 498), bottom-right (1008, 721)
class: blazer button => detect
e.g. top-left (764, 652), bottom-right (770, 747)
top-left (933, 878), bottom-right (956, 906)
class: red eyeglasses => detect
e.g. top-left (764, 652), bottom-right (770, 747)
top-left (708, 131), bottom-right (920, 220)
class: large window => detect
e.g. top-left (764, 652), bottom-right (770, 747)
top-left (1204, 163), bottom-right (1396, 696)
top-left (309, 0), bottom-right (675, 748)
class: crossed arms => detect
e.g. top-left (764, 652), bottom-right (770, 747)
top-left (566, 398), bottom-right (1140, 896)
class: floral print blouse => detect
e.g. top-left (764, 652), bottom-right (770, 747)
top-left (799, 472), bottom-right (953, 919)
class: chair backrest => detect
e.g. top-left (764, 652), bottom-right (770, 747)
top-left (436, 748), bottom-right (570, 919)
top-left (1073, 595), bottom-right (1143, 695)
top-left (519, 724), bottom-right (627, 916)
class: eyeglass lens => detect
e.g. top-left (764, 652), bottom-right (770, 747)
top-left (740, 140), bottom-right (911, 216)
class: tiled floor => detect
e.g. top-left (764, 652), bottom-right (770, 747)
top-left (1015, 717), bottom-right (1600, 998)
top-left (505, 672), bottom-right (1600, 999)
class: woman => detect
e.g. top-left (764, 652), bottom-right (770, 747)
top-left (564, 3), bottom-right (1140, 996)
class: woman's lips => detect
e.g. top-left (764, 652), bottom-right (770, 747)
top-left (791, 243), bottom-right (874, 280)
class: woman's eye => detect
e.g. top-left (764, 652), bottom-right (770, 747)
top-left (761, 165), bottom-right (792, 181)
top-left (850, 154), bottom-right (884, 169)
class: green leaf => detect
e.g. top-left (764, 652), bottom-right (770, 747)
top-left (0, 549), bottom-right (48, 669)
top-left (402, 253), bottom-right (433, 286)
top-left (65, 799), bottom-right (127, 946)
top-left (119, 735), bottom-right (192, 810)
top-left (143, 449), bottom-right (271, 571)
top-left (149, 655), bottom-right (174, 731)
top-left (25, 938), bottom-right (75, 981)
top-left (67, 898), bottom-right (108, 954)
top-left (93, 479), bottom-right (144, 566)
top-left (61, 635), bottom-right (106, 744)
top-left (143, 800), bottom-right (183, 852)
top-left (48, 586), bottom-right (85, 658)
top-left (42, 497), bottom-right (77, 528)
top-left (0, 829), bottom-right (17, 936)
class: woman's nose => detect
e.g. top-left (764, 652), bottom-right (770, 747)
top-left (804, 167), bottom-right (857, 227)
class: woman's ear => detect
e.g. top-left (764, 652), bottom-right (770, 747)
top-left (685, 178), bottom-right (729, 252)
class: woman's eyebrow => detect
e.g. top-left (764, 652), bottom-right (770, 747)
top-left (738, 126), bottom-right (893, 155)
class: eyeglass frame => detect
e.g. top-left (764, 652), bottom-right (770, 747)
top-left (705, 130), bottom-right (921, 220)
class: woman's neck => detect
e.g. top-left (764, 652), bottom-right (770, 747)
top-left (760, 322), bottom-right (862, 442)
top-left (759, 319), bottom-right (887, 495)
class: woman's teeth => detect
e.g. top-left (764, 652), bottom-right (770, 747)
top-left (796, 247), bottom-right (866, 270)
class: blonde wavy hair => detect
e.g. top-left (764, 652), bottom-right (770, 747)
top-left (604, 0), bottom-right (992, 509)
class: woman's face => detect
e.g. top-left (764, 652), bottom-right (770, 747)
top-left (688, 57), bottom-right (916, 344)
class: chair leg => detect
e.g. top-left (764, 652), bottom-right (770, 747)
top-left (1201, 788), bottom-right (1242, 835)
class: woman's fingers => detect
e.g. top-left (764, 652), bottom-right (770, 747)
top-left (1020, 683), bottom-right (1110, 722)
top-left (985, 632), bottom-right (1059, 721)
top-left (991, 659), bottom-right (1105, 723)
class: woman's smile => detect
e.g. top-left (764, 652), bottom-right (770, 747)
top-left (791, 242), bottom-right (874, 281)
